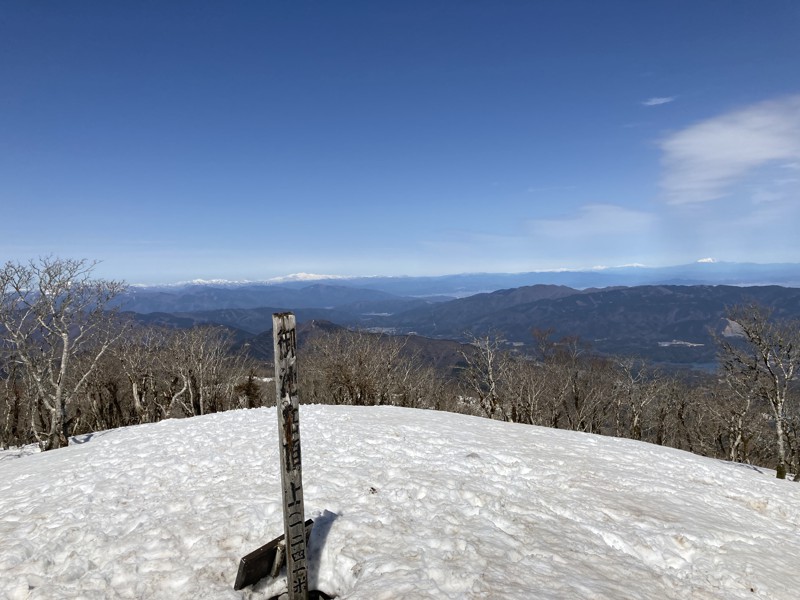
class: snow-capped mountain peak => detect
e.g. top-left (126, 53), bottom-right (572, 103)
top-left (266, 273), bottom-right (348, 283)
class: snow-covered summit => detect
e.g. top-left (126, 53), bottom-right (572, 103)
top-left (128, 278), bottom-right (259, 289)
top-left (266, 273), bottom-right (348, 283)
top-left (2, 406), bottom-right (799, 599)
top-left (128, 274), bottom-right (350, 288)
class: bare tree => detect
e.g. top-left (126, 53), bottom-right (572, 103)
top-left (784, 399), bottom-right (800, 481)
top-left (183, 326), bottom-right (231, 415)
top-left (114, 323), bottom-right (169, 424)
top-left (712, 360), bottom-right (764, 463)
top-left (537, 335), bottom-right (614, 434)
top-left (234, 368), bottom-right (265, 409)
top-left (302, 329), bottom-right (391, 406)
top-left (0, 360), bottom-right (26, 449)
top-left (0, 257), bottom-right (125, 450)
top-left (613, 359), bottom-right (669, 441)
top-left (717, 304), bottom-right (800, 479)
top-left (459, 333), bottom-right (513, 420)
top-left (79, 352), bottom-right (128, 433)
top-left (648, 376), bottom-right (707, 453)
top-left (150, 326), bottom-right (253, 418)
top-left (501, 357), bottom-right (548, 425)
top-left (300, 329), bottom-right (449, 409)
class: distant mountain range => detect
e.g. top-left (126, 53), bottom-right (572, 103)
top-left (127, 261), bottom-right (800, 301)
top-left (120, 265), bottom-right (800, 370)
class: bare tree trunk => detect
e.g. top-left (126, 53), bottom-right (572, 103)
top-left (718, 304), bottom-right (800, 479)
top-left (0, 257), bottom-right (125, 450)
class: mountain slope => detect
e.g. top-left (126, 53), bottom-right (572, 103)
top-left (2, 406), bottom-right (799, 599)
top-left (122, 284), bottom-right (800, 369)
top-left (382, 284), bottom-right (800, 366)
top-left (386, 284), bottom-right (581, 332)
top-left (118, 284), bottom-right (409, 314)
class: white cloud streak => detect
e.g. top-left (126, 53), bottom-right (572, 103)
top-left (642, 96), bottom-right (675, 106)
top-left (527, 204), bottom-right (655, 238)
top-left (659, 95), bottom-right (800, 204)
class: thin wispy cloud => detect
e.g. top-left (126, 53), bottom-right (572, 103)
top-left (526, 184), bottom-right (577, 194)
top-left (751, 189), bottom-right (784, 205)
top-left (642, 96), bottom-right (675, 106)
top-left (527, 204), bottom-right (655, 238)
top-left (659, 95), bottom-right (800, 205)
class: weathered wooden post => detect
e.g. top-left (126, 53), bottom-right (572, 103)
top-left (273, 312), bottom-right (309, 600)
top-left (233, 311), bottom-right (316, 595)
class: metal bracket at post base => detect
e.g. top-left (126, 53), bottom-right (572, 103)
top-left (234, 519), bottom-right (315, 591)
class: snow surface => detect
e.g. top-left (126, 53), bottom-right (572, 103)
top-left (2, 406), bottom-right (800, 599)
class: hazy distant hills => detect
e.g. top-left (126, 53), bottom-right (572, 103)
top-left (126, 261), bottom-right (800, 304)
top-left (330, 261), bottom-right (800, 295)
top-left (121, 262), bottom-right (800, 369)
top-left (119, 283), bottom-right (419, 313)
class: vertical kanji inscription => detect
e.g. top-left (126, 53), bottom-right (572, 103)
top-left (273, 312), bottom-right (309, 600)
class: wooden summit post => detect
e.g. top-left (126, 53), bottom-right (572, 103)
top-left (234, 312), bottom-right (328, 596)
top-left (273, 312), bottom-right (310, 600)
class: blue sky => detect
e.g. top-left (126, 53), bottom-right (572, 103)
top-left (2, 1), bottom-right (799, 284)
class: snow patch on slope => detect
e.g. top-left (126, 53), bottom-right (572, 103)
top-left (1, 406), bottom-right (799, 599)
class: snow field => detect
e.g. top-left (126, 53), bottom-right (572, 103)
top-left (1, 405), bottom-right (800, 599)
